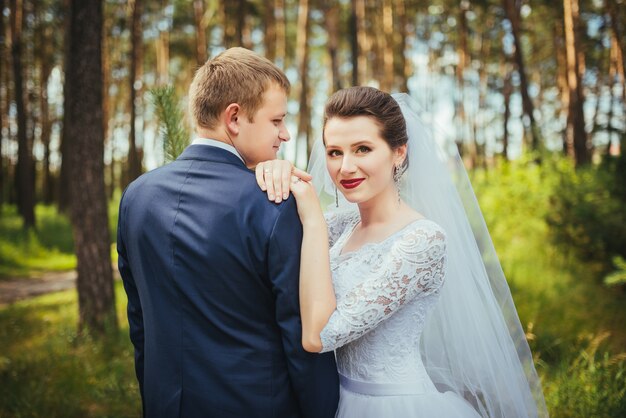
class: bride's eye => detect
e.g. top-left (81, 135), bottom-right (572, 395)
top-left (356, 146), bottom-right (371, 154)
top-left (327, 149), bottom-right (342, 157)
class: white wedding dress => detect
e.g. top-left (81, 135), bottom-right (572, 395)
top-left (320, 210), bottom-right (481, 418)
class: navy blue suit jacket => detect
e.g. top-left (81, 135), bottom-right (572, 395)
top-left (117, 145), bottom-right (339, 418)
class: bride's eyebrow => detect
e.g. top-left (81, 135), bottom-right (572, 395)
top-left (350, 140), bottom-right (374, 147)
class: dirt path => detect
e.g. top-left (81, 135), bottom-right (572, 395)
top-left (0, 271), bottom-right (77, 306)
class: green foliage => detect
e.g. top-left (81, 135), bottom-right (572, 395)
top-left (151, 85), bottom-right (190, 163)
top-left (473, 157), bottom-right (626, 350)
top-left (542, 334), bottom-right (626, 418)
top-left (605, 257), bottom-right (626, 287)
top-left (546, 155), bottom-right (626, 277)
top-left (0, 283), bottom-right (140, 418)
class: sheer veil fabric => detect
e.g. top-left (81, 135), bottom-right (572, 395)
top-left (307, 93), bottom-right (548, 418)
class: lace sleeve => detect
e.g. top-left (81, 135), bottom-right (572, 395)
top-left (319, 222), bottom-right (447, 352)
top-left (324, 210), bottom-right (357, 248)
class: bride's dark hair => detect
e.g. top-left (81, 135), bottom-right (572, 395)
top-left (323, 86), bottom-right (409, 173)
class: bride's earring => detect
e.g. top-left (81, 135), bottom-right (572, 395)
top-left (335, 185), bottom-right (339, 208)
top-left (393, 165), bottom-right (402, 205)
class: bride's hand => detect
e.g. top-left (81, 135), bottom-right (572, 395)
top-left (289, 176), bottom-right (324, 225)
top-left (255, 160), bottom-right (312, 204)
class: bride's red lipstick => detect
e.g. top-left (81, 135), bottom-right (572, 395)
top-left (340, 178), bottom-right (365, 189)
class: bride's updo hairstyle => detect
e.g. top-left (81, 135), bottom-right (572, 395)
top-left (323, 86), bottom-right (409, 174)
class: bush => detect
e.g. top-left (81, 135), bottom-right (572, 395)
top-left (546, 154), bottom-right (626, 273)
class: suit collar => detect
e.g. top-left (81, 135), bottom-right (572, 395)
top-left (177, 144), bottom-right (248, 168)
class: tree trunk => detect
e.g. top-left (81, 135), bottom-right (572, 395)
top-left (59, 0), bottom-right (71, 211)
top-left (275, 0), bottom-right (286, 68)
top-left (295, 0), bottom-right (312, 156)
top-left (222, 0), bottom-right (247, 48)
top-left (323, 0), bottom-right (341, 91)
top-left (263, 0), bottom-right (276, 61)
top-left (102, 2), bottom-right (112, 199)
top-left (607, 29), bottom-right (619, 154)
top-left (349, 0), bottom-right (358, 86)
top-left (380, 0), bottom-right (394, 91)
top-left (37, 0), bottom-right (54, 204)
top-left (563, 0), bottom-right (589, 165)
top-left (502, 0), bottom-right (540, 152)
top-left (456, 2), bottom-right (474, 168)
top-left (128, 0), bottom-right (143, 184)
top-left (64, 0), bottom-right (117, 335)
top-left (351, 0), bottom-right (366, 85)
top-left (606, 0), bottom-right (625, 113)
top-left (0, 0), bottom-right (5, 205)
top-left (239, 0), bottom-right (251, 49)
top-left (503, 69), bottom-right (512, 159)
top-left (10, 0), bottom-right (35, 227)
top-left (393, 0), bottom-right (409, 92)
top-left (552, 19), bottom-right (570, 154)
top-left (371, 3), bottom-right (383, 86)
top-left (194, 0), bottom-right (208, 65)
top-left (156, 26), bottom-right (169, 85)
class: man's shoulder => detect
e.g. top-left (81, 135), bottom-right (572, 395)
top-left (231, 169), bottom-right (298, 216)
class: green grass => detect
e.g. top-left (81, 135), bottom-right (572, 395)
top-left (0, 282), bottom-right (141, 418)
top-left (0, 196), bottom-right (120, 279)
top-left (0, 206), bottom-right (76, 277)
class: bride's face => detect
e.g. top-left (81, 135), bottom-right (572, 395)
top-left (324, 116), bottom-right (405, 205)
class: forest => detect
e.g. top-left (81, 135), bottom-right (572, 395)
top-left (1, 0), bottom-right (625, 416)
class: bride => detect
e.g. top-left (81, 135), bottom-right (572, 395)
top-left (257, 86), bottom-right (548, 417)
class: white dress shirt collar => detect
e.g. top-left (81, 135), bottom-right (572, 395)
top-left (192, 138), bottom-right (244, 164)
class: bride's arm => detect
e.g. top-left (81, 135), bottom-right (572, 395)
top-left (319, 224), bottom-right (447, 353)
top-left (290, 179), bottom-right (337, 353)
top-left (254, 159), bottom-right (347, 352)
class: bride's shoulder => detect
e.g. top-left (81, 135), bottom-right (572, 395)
top-left (324, 209), bottom-right (359, 231)
top-left (400, 217), bottom-right (447, 245)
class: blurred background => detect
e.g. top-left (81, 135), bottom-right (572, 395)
top-left (0, 0), bottom-right (625, 416)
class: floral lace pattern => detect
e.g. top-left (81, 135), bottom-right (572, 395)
top-left (320, 211), bottom-right (447, 384)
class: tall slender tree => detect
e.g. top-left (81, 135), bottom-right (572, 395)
top-left (102, 0), bottom-right (112, 199)
top-left (502, 0), bottom-right (541, 152)
top-left (275, 0), bottom-right (286, 68)
top-left (64, 0), bottom-right (117, 334)
top-left (323, 0), bottom-right (341, 91)
top-left (194, 0), bottom-right (208, 65)
top-left (380, 0), bottom-right (394, 91)
top-left (605, 0), bottom-right (625, 109)
top-left (10, 0), bottom-right (35, 227)
top-left (295, 0), bottom-right (312, 155)
top-left (563, 0), bottom-right (589, 165)
top-left (393, 0), bottom-right (409, 92)
top-left (502, 64), bottom-right (513, 159)
top-left (128, 0), bottom-right (143, 183)
top-left (36, 0), bottom-right (54, 204)
top-left (351, 0), bottom-right (366, 85)
top-left (0, 0), bottom-right (5, 205)
top-left (156, 9), bottom-right (169, 86)
top-left (263, 0), bottom-right (276, 61)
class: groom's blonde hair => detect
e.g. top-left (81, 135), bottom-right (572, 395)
top-left (189, 47), bottom-right (290, 130)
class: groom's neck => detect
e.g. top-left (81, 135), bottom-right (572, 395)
top-left (196, 128), bottom-right (229, 143)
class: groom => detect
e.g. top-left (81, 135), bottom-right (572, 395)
top-left (117, 47), bottom-right (339, 418)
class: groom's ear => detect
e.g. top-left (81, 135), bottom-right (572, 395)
top-left (223, 103), bottom-right (241, 136)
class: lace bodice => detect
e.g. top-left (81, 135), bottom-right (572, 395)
top-left (320, 210), bottom-right (447, 385)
